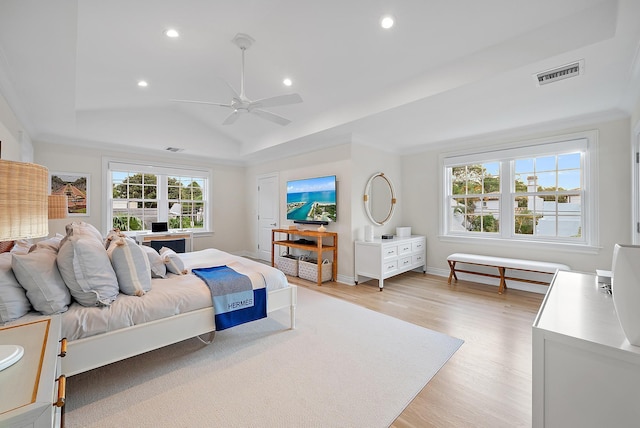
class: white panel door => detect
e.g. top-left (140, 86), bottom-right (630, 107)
top-left (257, 174), bottom-right (279, 261)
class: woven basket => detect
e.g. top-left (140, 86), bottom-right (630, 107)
top-left (299, 259), bottom-right (332, 283)
top-left (276, 254), bottom-right (299, 277)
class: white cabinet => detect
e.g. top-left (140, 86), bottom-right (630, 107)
top-left (354, 235), bottom-right (426, 290)
top-left (0, 316), bottom-right (65, 428)
top-left (532, 270), bottom-right (640, 427)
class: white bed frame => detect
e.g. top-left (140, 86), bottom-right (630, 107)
top-left (62, 285), bottom-right (297, 376)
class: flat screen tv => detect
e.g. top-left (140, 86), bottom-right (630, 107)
top-left (286, 175), bottom-right (337, 225)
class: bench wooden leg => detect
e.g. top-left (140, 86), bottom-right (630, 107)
top-left (448, 260), bottom-right (458, 284)
top-left (498, 266), bottom-right (507, 294)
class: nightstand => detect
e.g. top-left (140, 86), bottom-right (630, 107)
top-left (0, 316), bottom-right (66, 428)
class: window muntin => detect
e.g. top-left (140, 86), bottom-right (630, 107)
top-left (442, 135), bottom-right (593, 247)
top-left (167, 175), bottom-right (205, 230)
top-left (512, 152), bottom-right (582, 239)
top-left (112, 171), bottom-right (159, 231)
top-left (106, 160), bottom-right (209, 233)
top-left (450, 163), bottom-right (500, 233)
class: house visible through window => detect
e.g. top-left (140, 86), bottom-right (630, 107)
top-left (105, 160), bottom-right (210, 233)
top-left (442, 132), bottom-right (597, 248)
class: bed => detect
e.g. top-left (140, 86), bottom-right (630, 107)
top-left (4, 245), bottom-right (296, 377)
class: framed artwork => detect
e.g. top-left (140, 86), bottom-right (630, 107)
top-left (50, 172), bottom-right (90, 216)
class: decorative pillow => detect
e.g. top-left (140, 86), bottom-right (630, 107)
top-left (10, 239), bottom-right (34, 255)
top-left (34, 233), bottom-right (65, 253)
top-left (141, 245), bottom-right (167, 278)
top-left (104, 229), bottom-right (124, 249)
top-left (0, 241), bottom-right (14, 253)
top-left (12, 247), bottom-right (71, 315)
top-left (107, 236), bottom-right (152, 296)
top-left (57, 235), bottom-right (119, 307)
top-left (0, 253), bottom-right (32, 321)
top-left (64, 221), bottom-right (103, 243)
top-left (160, 247), bottom-right (186, 275)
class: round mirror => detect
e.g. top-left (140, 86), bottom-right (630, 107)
top-left (364, 172), bottom-right (396, 226)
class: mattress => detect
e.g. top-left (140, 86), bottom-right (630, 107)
top-left (59, 249), bottom-right (288, 341)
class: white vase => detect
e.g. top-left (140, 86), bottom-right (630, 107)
top-left (611, 244), bottom-right (640, 346)
top-left (364, 225), bottom-right (374, 242)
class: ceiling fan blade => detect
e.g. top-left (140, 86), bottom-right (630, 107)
top-left (251, 109), bottom-right (291, 126)
top-left (222, 110), bottom-right (241, 125)
top-left (171, 99), bottom-right (233, 108)
top-left (223, 81), bottom-right (241, 99)
top-left (250, 93), bottom-right (303, 109)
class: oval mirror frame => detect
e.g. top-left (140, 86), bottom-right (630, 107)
top-left (363, 172), bottom-right (396, 226)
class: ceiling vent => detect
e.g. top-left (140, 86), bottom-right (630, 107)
top-left (534, 60), bottom-right (584, 86)
top-left (165, 147), bottom-right (184, 153)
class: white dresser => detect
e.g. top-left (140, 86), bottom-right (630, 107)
top-left (354, 235), bottom-right (426, 290)
top-left (532, 270), bottom-right (640, 427)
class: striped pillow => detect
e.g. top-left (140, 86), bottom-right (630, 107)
top-left (107, 236), bottom-right (152, 296)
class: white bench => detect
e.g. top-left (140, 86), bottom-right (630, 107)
top-left (447, 253), bottom-right (570, 294)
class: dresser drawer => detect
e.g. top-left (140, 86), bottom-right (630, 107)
top-left (383, 260), bottom-right (398, 273)
top-left (412, 254), bottom-right (425, 265)
top-left (399, 256), bottom-right (412, 269)
top-left (398, 243), bottom-right (412, 255)
top-left (382, 245), bottom-right (398, 259)
top-left (412, 240), bottom-right (425, 253)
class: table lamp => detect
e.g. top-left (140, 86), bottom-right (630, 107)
top-left (0, 159), bottom-right (49, 371)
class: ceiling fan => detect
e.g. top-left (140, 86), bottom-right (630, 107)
top-left (173, 33), bottom-right (303, 126)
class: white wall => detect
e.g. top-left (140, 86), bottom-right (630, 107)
top-left (350, 142), bottom-right (404, 241)
top-left (33, 141), bottom-right (248, 253)
top-left (402, 117), bottom-right (631, 279)
top-left (245, 144), bottom-right (354, 282)
top-left (0, 91), bottom-right (24, 162)
top-left (244, 140), bottom-right (405, 284)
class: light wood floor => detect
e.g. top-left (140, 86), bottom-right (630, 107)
top-left (286, 272), bottom-right (544, 428)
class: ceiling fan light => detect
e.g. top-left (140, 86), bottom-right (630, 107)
top-left (137, 80), bottom-right (148, 87)
top-left (283, 78), bottom-right (292, 87)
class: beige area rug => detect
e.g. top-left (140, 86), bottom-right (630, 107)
top-left (65, 287), bottom-right (463, 428)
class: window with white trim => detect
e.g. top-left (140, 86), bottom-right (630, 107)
top-left (105, 160), bottom-right (210, 233)
top-left (442, 132), bottom-right (597, 247)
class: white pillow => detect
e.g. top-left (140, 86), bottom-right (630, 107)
top-left (57, 235), bottom-right (119, 307)
top-left (107, 236), bottom-right (152, 296)
top-left (12, 248), bottom-right (71, 315)
top-left (10, 239), bottom-right (34, 254)
top-left (0, 253), bottom-right (32, 321)
top-left (64, 221), bottom-right (103, 243)
top-left (34, 233), bottom-right (65, 253)
top-left (160, 247), bottom-right (186, 275)
top-left (141, 245), bottom-right (167, 278)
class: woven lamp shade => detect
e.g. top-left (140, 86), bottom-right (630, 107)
top-left (48, 194), bottom-right (68, 219)
top-left (0, 159), bottom-right (49, 241)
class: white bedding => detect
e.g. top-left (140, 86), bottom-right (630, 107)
top-left (58, 249), bottom-right (288, 341)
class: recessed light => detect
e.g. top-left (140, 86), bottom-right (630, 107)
top-left (380, 15), bottom-right (395, 29)
top-left (137, 80), bottom-right (148, 87)
top-left (283, 78), bottom-right (292, 87)
top-left (164, 28), bottom-right (180, 38)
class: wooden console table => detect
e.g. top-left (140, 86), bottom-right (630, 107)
top-left (271, 228), bottom-right (338, 286)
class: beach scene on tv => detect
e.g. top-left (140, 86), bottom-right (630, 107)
top-left (287, 176), bottom-right (337, 223)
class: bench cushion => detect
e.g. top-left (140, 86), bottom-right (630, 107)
top-left (447, 253), bottom-right (569, 273)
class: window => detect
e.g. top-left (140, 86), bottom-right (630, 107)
top-left (442, 132), bottom-right (597, 248)
top-left (105, 160), bottom-right (210, 233)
